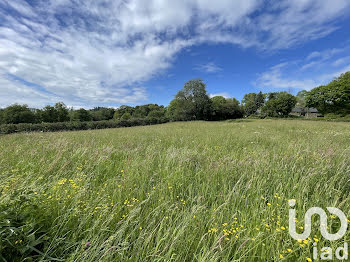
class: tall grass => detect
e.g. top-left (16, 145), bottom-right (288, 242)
top-left (1, 120), bottom-right (350, 261)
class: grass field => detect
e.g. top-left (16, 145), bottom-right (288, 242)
top-left (1, 120), bottom-right (350, 261)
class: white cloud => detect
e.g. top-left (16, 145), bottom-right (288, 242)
top-left (255, 46), bottom-right (350, 90)
top-left (0, 0), bottom-right (350, 107)
top-left (332, 56), bottom-right (350, 67)
top-left (196, 62), bottom-right (222, 73)
top-left (255, 65), bottom-right (318, 90)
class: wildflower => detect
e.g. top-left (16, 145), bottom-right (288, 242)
top-left (306, 258), bottom-right (312, 262)
top-left (281, 226), bottom-right (286, 230)
top-left (85, 242), bottom-right (91, 248)
top-left (287, 249), bottom-right (292, 252)
top-left (208, 228), bottom-right (218, 233)
top-left (225, 238), bottom-right (230, 241)
top-left (267, 202), bottom-right (271, 206)
top-left (139, 227), bottom-right (142, 230)
top-left (279, 254), bottom-right (284, 259)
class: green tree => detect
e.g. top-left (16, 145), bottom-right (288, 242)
top-left (296, 90), bottom-right (307, 108)
top-left (306, 72), bottom-right (350, 115)
top-left (40, 105), bottom-right (58, 123)
top-left (120, 112), bottom-right (131, 120)
top-left (0, 109), bottom-right (4, 124)
top-left (2, 104), bottom-right (37, 124)
top-left (168, 79), bottom-right (211, 121)
top-left (262, 92), bottom-right (297, 117)
top-left (72, 108), bottom-right (92, 121)
top-left (210, 96), bottom-right (243, 120)
top-left (55, 102), bottom-right (70, 122)
top-left (255, 91), bottom-right (265, 109)
top-left (242, 92), bottom-right (265, 116)
top-left (90, 107), bottom-right (115, 121)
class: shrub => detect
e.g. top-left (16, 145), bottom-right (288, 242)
top-left (0, 190), bottom-right (49, 261)
top-left (0, 118), bottom-right (169, 134)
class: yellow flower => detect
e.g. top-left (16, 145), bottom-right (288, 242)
top-left (306, 258), bottom-right (312, 262)
top-left (267, 202), bottom-right (272, 206)
top-left (279, 254), bottom-right (284, 259)
top-left (281, 226), bottom-right (286, 230)
top-left (287, 249), bottom-right (292, 252)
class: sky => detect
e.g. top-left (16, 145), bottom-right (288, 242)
top-left (1, 0), bottom-right (350, 109)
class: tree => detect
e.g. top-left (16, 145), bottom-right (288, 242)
top-left (55, 102), bottom-right (70, 122)
top-left (210, 96), bottom-right (243, 120)
top-left (113, 106), bottom-right (134, 120)
top-left (242, 92), bottom-right (265, 116)
top-left (296, 90), bottom-right (307, 108)
top-left (262, 92), bottom-right (297, 117)
top-left (120, 112), bottom-right (131, 120)
top-left (0, 109), bottom-right (4, 124)
top-left (40, 105), bottom-right (58, 123)
top-left (90, 107), bottom-right (115, 121)
top-left (71, 108), bottom-right (92, 121)
top-left (306, 72), bottom-right (350, 115)
top-left (2, 104), bottom-right (37, 124)
top-left (167, 79), bottom-right (211, 121)
top-left (37, 102), bottom-right (69, 123)
top-left (255, 91), bottom-right (265, 109)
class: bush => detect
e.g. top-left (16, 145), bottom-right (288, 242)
top-left (0, 118), bottom-right (169, 134)
top-left (0, 190), bottom-right (49, 261)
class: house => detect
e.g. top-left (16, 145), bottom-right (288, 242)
top-left (290, 107), bottom-right (322, 118)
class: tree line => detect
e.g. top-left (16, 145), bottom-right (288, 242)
top-left (0, 71), bottom-right (349, 126)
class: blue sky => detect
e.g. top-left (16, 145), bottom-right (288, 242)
top-left (1, 1), bottom-right (350, 108)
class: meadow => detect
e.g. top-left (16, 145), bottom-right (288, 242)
top-left (1, 120), bottom-right (350, 261)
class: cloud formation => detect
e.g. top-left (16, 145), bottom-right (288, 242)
top-left (196, 62), bottom-right (222, 73)
top-left (1, 0), bottom-right (350, 107)
top-left (255, 46), bottom-right (350, 90)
